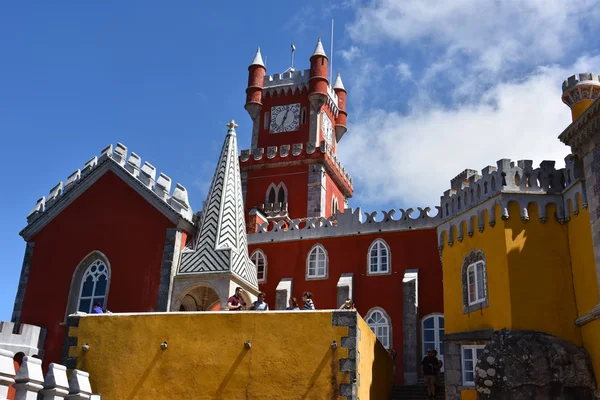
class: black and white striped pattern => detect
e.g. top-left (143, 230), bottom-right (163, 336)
top-left (178, 128), bottom-right (258, 289)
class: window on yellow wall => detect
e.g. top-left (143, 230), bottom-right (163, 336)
top-left (467, 261), bottom-right (486, 305)
top-left (461, 250), bottom-right (488, 314)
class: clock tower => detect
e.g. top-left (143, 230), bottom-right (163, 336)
top-left (240, 39), bottom-right (353, 227)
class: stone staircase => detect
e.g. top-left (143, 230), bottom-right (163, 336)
top-left (389, 374), bottom-right (445, 399)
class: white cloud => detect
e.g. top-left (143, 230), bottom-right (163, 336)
top-left (337, 1), bottom-right (600, 211)
top-left (339, 60), bottom-right (599, 209)
top-left (348, 0), bottom-right (600, 75)
top-left (339, 45), bottom-right (362, 61)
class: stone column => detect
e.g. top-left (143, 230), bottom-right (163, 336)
top-left (307, 164), bottom-right (326, 218)
top-left (0, 349), bottom-right (15, 400)
top-left (336, 273), bottom-right (353, 308)
top-left (402, 278), bottom-right (418, 384)
top-left (156, 228), bottom-right (183, 312)
top-left (13, 356), bottom-right (43, 400)
top-left (275, 278), bottom-right (293, 310)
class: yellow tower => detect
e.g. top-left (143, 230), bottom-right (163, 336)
top-left (561, 73), bottom-right (600, 121)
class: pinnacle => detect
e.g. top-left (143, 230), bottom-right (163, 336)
top-left (251, 47), bottom-right (265, 67)
top-left (312, 38), bottom-right (327, 58)
top-left (226, 120), bottom-right (238, 135)
top-left (333, 72), bottom-right (345, 90)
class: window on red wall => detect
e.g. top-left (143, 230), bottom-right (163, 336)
top-left (251, 250), bottom-right (267, 283)
top-left (306, 244), bottom-right (328, 279)
top-left (367, 239), bottom-right (391, 275)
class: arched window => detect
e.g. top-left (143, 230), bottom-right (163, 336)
top-left (265, 183), bottom-right (288, 205)
top-left (368, 239), bottom-right (390, 275)
top-left (251, 250), bottom-right (267, 283)
top-left (65, 251), bottom-right (111, 318)
top-left (332, 197), bottom-right (339, 215)
top-left (77, 259), bottom-right (109, 313)
top-left (365, 308), bottom-right (391, 349)
top-left (306, 244), bottom-right (328, 279)
top-left (461, 250), bottom-right (488, 313)
top-left (422, 314), bottom-right (444, 367)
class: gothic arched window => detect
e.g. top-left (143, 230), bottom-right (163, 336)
top-left (332, 197), bottom-right (339, 215)
top-left (251, 249), bottom-right (267, 283)
top-left (267, 187), bottom-right (276, 204)
top-left (365, 307), bottom-right (392, 349)
top-left (368, 239), bottom-right (390, 275)
top-left (265, 183), bottom-right (288, 205)
top-left (306, 244), bottom-right (328, 279)
top-left (65, 251), bottom-right (111, 318)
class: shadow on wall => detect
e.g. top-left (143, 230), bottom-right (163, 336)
top-left (370, 339), bottom-right (396, 400)
top-left (126, 349), bottom-right (164, 400)
top-left (300, 347), bottom-right (338, 399)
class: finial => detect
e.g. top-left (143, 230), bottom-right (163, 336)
top-left (227, 120), bottom-right (238, 135)
top-left (312, 37), bottom-right (327, 58)
top-left (251, 47), bottom-right (265, 67)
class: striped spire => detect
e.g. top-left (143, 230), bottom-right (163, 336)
top-left (178, 121), bottom-right (258, 289)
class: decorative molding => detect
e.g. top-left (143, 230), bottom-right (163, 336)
top-left (249, 206), bottom-right (440, 244)
top-left (560, 96), bottom-right (600, 157)
top-left (461, 250), bottom-right (488, 314)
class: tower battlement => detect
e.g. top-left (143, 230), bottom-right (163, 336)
top-left (440, 156), bottom-right (585, 221)
top-left (263, 69), bottom-right (310, 88)
top-left (0, 321), bottom-right (46, 358)
top-left (24, 142), bottom-right (194, 229)
top-left (248, 206), bottom-right (440, 244)
top-left (240, 140), bottom-right (353, 193)
top-left (561, 72), bottom-right (600, 121)
top-left (562, 73), bottom-right (600, 93)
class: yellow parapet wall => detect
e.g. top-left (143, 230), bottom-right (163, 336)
top-left (66, 310), bottom-right (394, 400)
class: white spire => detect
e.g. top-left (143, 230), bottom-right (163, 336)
top-left (251, 47), bottom-right (265, 67)
top-left (333, 72), bottom-right (345, 90)
top-left (178, 122), bottom-right (258, 290)
top-left (312, 38), bottom-right (327, 58)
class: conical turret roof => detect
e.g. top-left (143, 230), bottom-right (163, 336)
top-left (312, 38), bottom-right (327, 58)
top-left (333, 72), bottom-right (345, 90)
top-left (251, 47), bottom-right (265, 67)
top-left (178, 121), bottom-right (258, 289)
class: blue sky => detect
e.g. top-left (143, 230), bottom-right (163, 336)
top-left (1, 1), bottom-right (599, 321)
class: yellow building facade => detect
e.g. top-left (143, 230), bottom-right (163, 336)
top-left (65, 310), bottom-right (394, 400)
top-left (438, 73), bottom-right (600, 399)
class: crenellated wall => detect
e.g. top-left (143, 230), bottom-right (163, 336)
top-left (241, 140), bottom-right (353, 193)
top-left (23, 142), bottom-right (194, 231)
top-left (0, 321), bottom-right (45, 359)
top-left (249, 206), bottom-right (440, 244)
top-left (438, 155), bottom-right (587, 247)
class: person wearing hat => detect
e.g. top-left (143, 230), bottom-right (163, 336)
top-left (422, 348), bottom-right (440, 398)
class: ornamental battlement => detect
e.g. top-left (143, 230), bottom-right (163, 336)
top-left (263, 69), bottom-right (310, 88)
top-left (440, 155), bottom-right (584, 221)
top-left (437, 155), bottom-right (588, 247)
top-left (248, 206), bottom-right (440, 244)
top-left (562, 73), bottom-right (600, 93)
top-left (562, 73), bottom-right (600, 108)
top-left (240, 140), bottom-right (353, 190)
top-left (25, 142), bottom-right (194, 227)
top-left (0, 321), bottom-right (46, 358)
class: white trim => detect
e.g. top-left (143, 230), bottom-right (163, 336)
top-left (250, 249), bottom-right (267, 283)
top-left (306, 243), bottom-right (328, 280)
top-left (367, 239), bottom-right (391, 275)
top-left (467, 261), bottom-right (486, 306)
top-left (331, 196), bottom-right (339, 215)
top-left (365, 306), bottom-right (392, 349)
top-left (461, 345), bottom-right (486, 386)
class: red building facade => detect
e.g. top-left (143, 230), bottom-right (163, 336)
top-left (9, 39), bottom-right (444, 386)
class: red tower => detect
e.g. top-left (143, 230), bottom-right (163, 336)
top-left (240, 40), bottom-right (353, 229)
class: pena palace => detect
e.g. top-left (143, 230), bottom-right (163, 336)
top-left (1, 38), bottom-right (600, 400)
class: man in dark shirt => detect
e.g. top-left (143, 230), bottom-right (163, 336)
top-left (227, 287), bottom-right (246, 311)
top-left (422, 349), bottom-right (439, 398)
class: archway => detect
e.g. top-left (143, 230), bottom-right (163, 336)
top-left (178, 285), bottom-right (221, 311)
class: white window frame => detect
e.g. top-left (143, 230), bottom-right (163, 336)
top-left (332, 197), bottom-right (339, 215)
top-left (367, 239), bottom-right (391, 275)
top-left (251, 249), bottom-right (267, 283)
top-left (306, 244), bottom-right (328, 280)
top-left (77, 259), bottom-right (109, 313)
top-left (461, 345), bottom-right (485, 386)
top-left (365, 307), bottom-right (392, 349)
top-left (467, 261), bottom-right (486, 306)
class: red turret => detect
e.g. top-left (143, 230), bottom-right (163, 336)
top-left (245, 47), bottom-right (266, 119)
top-left (309, 38), bottom-right (329, 109)
top-left (333, 72), bottom-right (347, 141)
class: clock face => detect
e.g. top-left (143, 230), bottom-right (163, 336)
top-left (321, 111), bottom-right (333, 145)
top-left (270, 103), bottom-right (300, 133)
